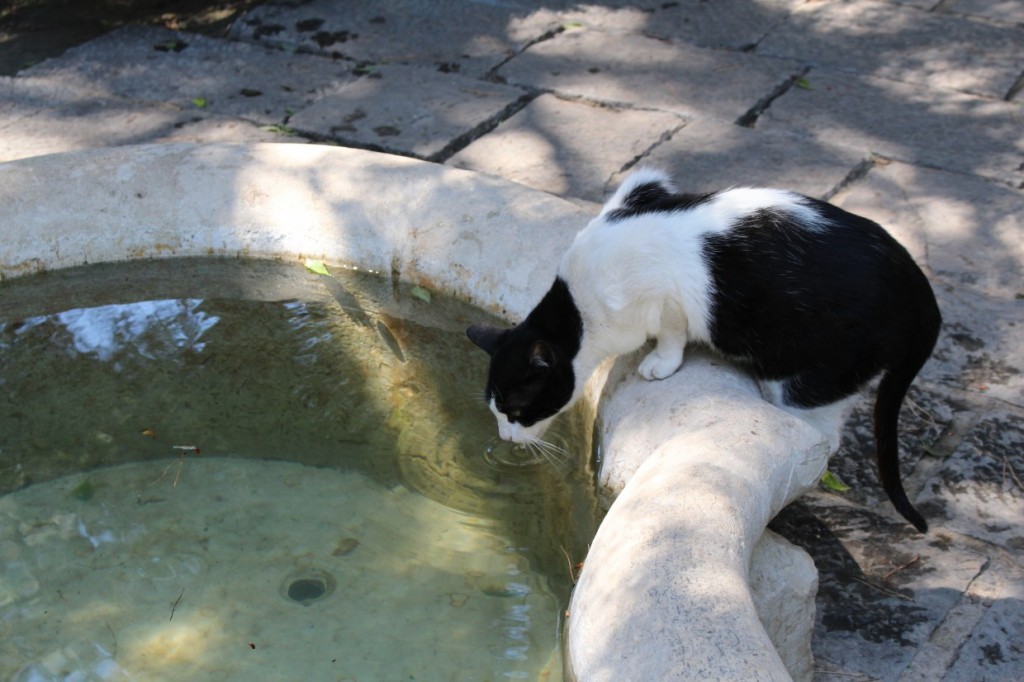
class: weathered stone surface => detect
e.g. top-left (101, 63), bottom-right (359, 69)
top-left (750, 530), bottom-right (819, 682)
top-left (607, 117), bottom-right (866, 199)
top-left (447, 93), bottom-right (684, 201)
top-left (595, 350), bottom-right (829, 505)
top-left (833, 161), bottom-right (1024, 302)
top-left (571, 350), bottom-right (830, 681)
top-left (521, 0), bottom-right (802, 51)
top-left (230, 0), bottom-right (560, 78)
top-left (21, 26), bottom-right (356, 126)
top-left (945, 588), bottom-right (1024, 680)
top-left (760, 69), bottom-right (1024, 186)
top-left (288, 65), bottom-right (526, 161)
top-left (499, 27), bottom-right (804, 121)
top-left (915, 410), bottom-right (1024, 552)
top-left (928, 291), bottom-right (1024, 402)
top-left (771, 496), bottom-right (988, 680)
top-left (898, 554), bottom-right (1024, 680)
top-left (0, 75), bottom-right (188, 162)
top-left (946, 0), bottom-right (1024, 25)
top-left (886, 0), bottom-right (942, 10)
top-left (0, 144), bottom-right (589, 320)
top-left (758, 0), bottom-right (1024, 99)
top-left (152, 117), bottom-right (311, 146)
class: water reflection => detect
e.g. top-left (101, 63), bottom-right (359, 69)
top-left (10, 300), bottom-right (219, 363)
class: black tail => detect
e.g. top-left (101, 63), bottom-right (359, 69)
top-left (874, 363), bottom-right (928, 533)
top-left (875, 295), bottom-right (941, 532)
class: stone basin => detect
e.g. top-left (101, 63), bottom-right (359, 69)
top-left (0, 143), bottom-right (831, 681)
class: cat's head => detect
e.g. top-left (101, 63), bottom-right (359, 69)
top-left (467, 279), bottom-right (582, 444)
top-left (466, 322), bottom-right (576, 443)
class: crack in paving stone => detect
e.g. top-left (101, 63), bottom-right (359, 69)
top-left (735, 65), bottom-right (811, 128)
top-left (822, 156), bottom-right (880, 202)
top-left (428, 91), bottom-right (539, 163)
top-left (609, 120), bottom-right (689, 187)
top-left (485, 25), bottom-right (566, 83)
top-left (1004, 69), bottom-right (1024, 102)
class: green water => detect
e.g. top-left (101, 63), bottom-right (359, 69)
top-left (0, 258), bottom-right (600, 681)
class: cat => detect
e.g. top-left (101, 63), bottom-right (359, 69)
top-left (467, 168), bottom-right (941, 533)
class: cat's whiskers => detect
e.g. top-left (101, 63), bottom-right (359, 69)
top-left (521, 439), bottom-right (555, 467)
top-left (520, 434), bottom-right (571, 469)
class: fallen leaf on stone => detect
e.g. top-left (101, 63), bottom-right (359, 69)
top-left (820, 470), bottom-right (850, 492)
top-left (410, 285), bottom-right (432, 304)
top-left (304, 259), bottom-right (331, 276)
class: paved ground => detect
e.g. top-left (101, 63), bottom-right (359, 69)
top-left (1, 0), bottom-right (1022, 679)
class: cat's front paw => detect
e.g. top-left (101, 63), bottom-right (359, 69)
top-left (638, 349), bottom-right (683, 380)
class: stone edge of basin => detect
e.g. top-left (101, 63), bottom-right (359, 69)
top-left (0, 143), bottom-right (827, 681)
top-left (571, 350), bottom-right (830, 682)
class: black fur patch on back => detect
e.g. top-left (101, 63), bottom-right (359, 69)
top-left (701, 199), bottom-right (940, 408)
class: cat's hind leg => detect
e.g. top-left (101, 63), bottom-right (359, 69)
top-left (759, 378), bottom-right (857, 453)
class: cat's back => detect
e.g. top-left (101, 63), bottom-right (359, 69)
top-left (702, 192), bottom-right (940, 384)
top-left (559, 181), bottom-right (822, 297)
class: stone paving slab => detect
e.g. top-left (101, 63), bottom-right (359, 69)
top-left (228, 0), bottom-right (563, 78)
top-left (498, 27), bottom-right (805, 122)
top-left (537, 0), bottom-right (803, 52)
top-left (900, 554), bottom-right (1024, 681)
top-left (948, 0), bottom-right (1024, 25)
top-left (928, 291), bottom-right (1024, 403)
top-left (288, 64), bottom-right (527, 161)
top-left (886, 0), bottom-right (940, 10)
top-left (606, 117), bottom-right (866, 199)
top-left (917, 410), bottom-right (1024, 553)
top-left (944, 581), bottom-right (1024, 680)
top-left (21, 25), bottom-right (356, 126)
top-left (228, 0), bottom-right (805, 77)
top-left (833, 160), bottom-right (1024, 303)
top-left (0, 75), bottom-right (190, 162)
top-left (447, 93), bottom-right (685, 202)
top-left (771, 495), bottom-right (989, 680)
top-left (760, 68), bottom-right (1024, 189)
top-left (757, 0), bottom-right (1024, 99)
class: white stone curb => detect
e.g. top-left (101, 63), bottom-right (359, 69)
top-left (569, 351), bottom-right (830, 681)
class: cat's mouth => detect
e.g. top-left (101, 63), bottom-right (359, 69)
top-left (485, 427), bottom-right (572, 472)
top-left (497, 415), bottom-right (555, 445)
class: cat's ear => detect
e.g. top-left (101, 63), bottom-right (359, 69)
top-left (467, 324), bottom-right (506, 356)
top-left (529, 340), bottom-right (556, 371)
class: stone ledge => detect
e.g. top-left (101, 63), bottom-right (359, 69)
top-left (568, 350), bottom-right (830, 681)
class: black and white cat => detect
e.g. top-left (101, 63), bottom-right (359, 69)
top-left (468, 168), bottom-right (941, 533)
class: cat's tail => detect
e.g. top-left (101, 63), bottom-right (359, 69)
top-left (874, 318), bottom-right (940, 534)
